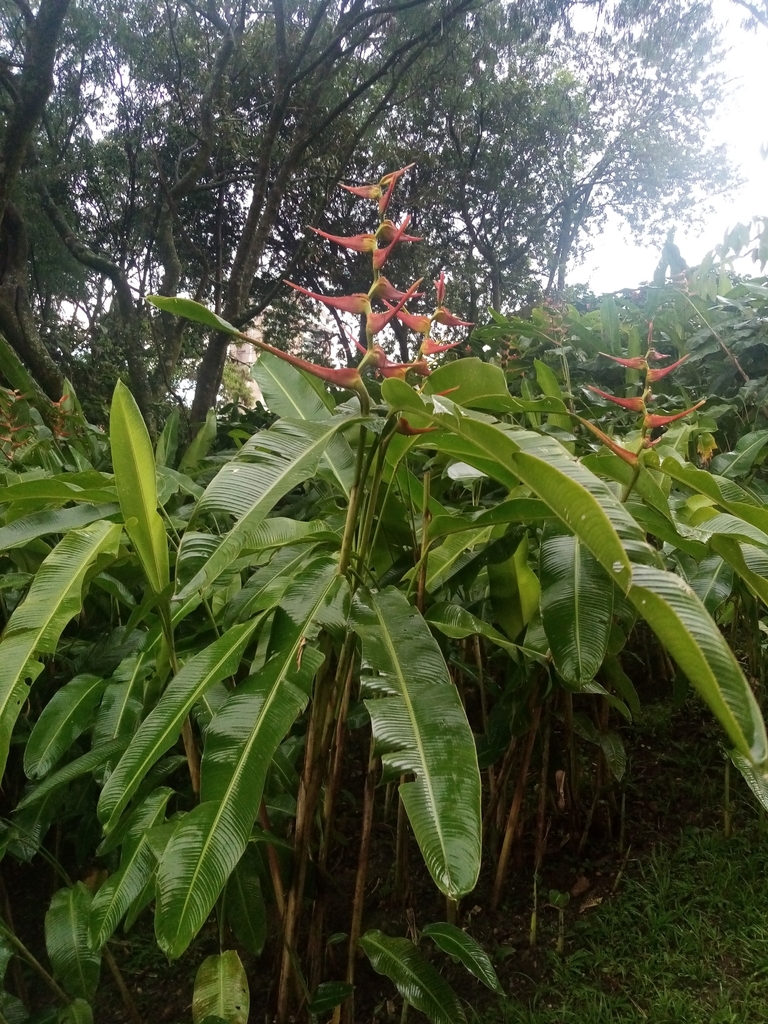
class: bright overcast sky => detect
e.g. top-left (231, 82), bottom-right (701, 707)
top-left (569, 0), bottom-right (767, 293)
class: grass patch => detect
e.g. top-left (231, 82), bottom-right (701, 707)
top-left (484, 820), bottom-right (768, 1023)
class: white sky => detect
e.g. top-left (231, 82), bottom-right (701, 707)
top-left (569, 0), bottom-right (767, 292)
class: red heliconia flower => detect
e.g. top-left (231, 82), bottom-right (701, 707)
top-left (379, 358), bottom-right (431, 379)
top-left (599, 352), bottom-right (647, 370)
top-left (368, 276), bottom-right (424, 303)
top-left (247, 334), bottom-right (363, 390)
top-left (434, 271), bottom-right (446, 306)
top-left (373, 215), bottom-right (421, 271)
top-left (378, 162), bottom-right (416, 215)
top-left (396, 417), bottom-right (436, 435)
top-left (421, 337), bottom-right (461, 356)
top-left (309, 227), bottom-right (377, 252)
top-left (646, 349), bottom-right (667, 361)
top-left (643, 399), bottom-right (705, 429)
top-left (646, 354), bottom-right (690, 382)
top-left (384, 301), bottom-right (431, 335)
top-left (284, 281), bottom-right (371, 315)
top-left (340, 182), bottom-right (382, 200)
top-left (377, 219), bottom-right (422, 245)
top-left (577, 416), bottom-right (638, 467)
top-left (367, 278), bottom-right (423, 334)
top-left (433, 307), bottom-right (473, 328)
top-left (587, 386), bottom-right (645, 413)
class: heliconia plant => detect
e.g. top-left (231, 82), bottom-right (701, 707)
top-left (0, 167), bottom-right (767, 1024)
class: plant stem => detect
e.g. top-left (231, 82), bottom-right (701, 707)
top-left (534, 709), bottom-right (551, 873)
top-left (492, 704), bottom-right (541, 909)
top-left (344, 738), bottom-right (377, 1024)
top-left (104, 944), bottom-right (144, 1024)
top-left (724, 756), bottom-right (732, 839)
top-left (0, 923), bottom-right (70, 1005)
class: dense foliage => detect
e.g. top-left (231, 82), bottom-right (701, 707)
top-left (0, 165), bottom-right (766, 1023)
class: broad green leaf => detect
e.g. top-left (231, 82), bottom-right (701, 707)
top-left (155, 558), bottom-right (344, 956)
top-left (730, 751), bottom-right (768, 812)
top-left (599, 730), bottom-right (626, 781)
top-left (359, 930), bottom-right (466, 1024)
top-left (308, 982), bottom-right (354, 1015)
top-left (629, 564), bottom-right (768, 765)
top-left (353, 588), bottom-right (481, 897)
top-left (423, 358), bottom-right (511, 410)
top-left (0, 521), bottom-right (121, 781)
top-left (488, 533), bottom-right (540, 642)
top-left (176, 418), bottom-right (352, 596)
top-left (59, 999), bottom-right (94, 1024)
top-left (426, 527), bottom-right (493, 592)
top-left (539, 526), bottom-right (613, 684)
top-left (110, 380), bottom-right (169, 595)
top-left (251, 352), bottom-right (354, 494)
top-left (421, 921), bottom-right (504, 994)
top-left (0, 478), bottom-right (116, 505)
top-left (429, 498), bottom-right (554, 540)
top-left (0, 502), bottom-right (119, 551)
top-left (600, 294), bottom-right (621, 354)
top-left (16, 738), bottom-right (127, 810)
top-left (425, 602), bottom-right (528, 659)
top-left (89, 789), bottom-right (172, 948)
top-left (179, 408), bottom-right (218, 474)
top-left (534, 359), bottom-right (571, 432)
top-left (148, 295), bottom-right (242, 337)
top-left (45, 884), bottom-right (101, 1000)
top-left (155, 408), bottom-right (180, 468)
top-left (25, 674), bottom-right (106, 778)
top-left (659, 458), bottom-right (768, 535)
top-left (192, 951), bottom-right (249, 1024)
top-left (689, 555), bottom-right (734, 613)
top-left (711, 429), bottom-right (768, 479)
top-left (224, 849), bottom-right (266, 956)
top-left (98, 622), bottom-right (257, 832)
top-left (711, 539), bottom-right (768, 609)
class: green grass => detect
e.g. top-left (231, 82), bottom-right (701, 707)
top-left (483, 822), bottom-right (768, 1024)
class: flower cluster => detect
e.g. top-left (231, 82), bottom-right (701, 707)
top-left (580, 328), bottom-right (704, 467)
top-left (282, 165), bottom-right (472, 397)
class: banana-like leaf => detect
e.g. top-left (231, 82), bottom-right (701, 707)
top-left (45, 884), bottom-right (101, 1000)
top-left (539, 525), bottom-right (613, 684)
top-left (711, 429), bottom-right (768, 479)
top-left (629, 564), bottom-right (768, 765)
top-left (155, 558), bottom-right (345, 956)
top-left (689, 554), bottom-right (734, 613)
top-left (16, 738), bottom-right (127, 810)
top-left (660, 458), bottom-right (768, 536)
top-left (359, 930), bottom-right (466, 1024)
top-left (421, 921), bottom-right (504, 994)
top-left (59, 999), bottom-right (94, 1024)
top-left (0, 502), bottom-right (120, 551)
top-left (179, 408), bottom-right (217, 474)
top-left (24, 674), bottom-right (106, 779)
top-left (425, 601), bottom-right (534, 659)
top-left (98, 622), bottom-right (257, 832)
top-left (0, 477), bottom-right (116, 505)
top-left (176, 417), bottom-right (353, 597)
top-left (381, 383), bottom-right (650, 589)
top-left (110, 380), bottom-right (169, 595)
top-left (252, 352), bottom-right (355, 493)
top-left (89, 789), bottom-right (172, 949)
top-left (426, 527), bottom-right (493, 592)
top-left (224, 848), bottom-right (266, 956)
top-left (192, 950), bottom-right (249, 1024)
top-left (0, 521), bottom-right (121, 781)
top-left (155, 407), bottom-right (180, 468)
top-left (730, 751), bottom-right (768, 812)
top-left (599, 730), bottom-right (626, 781)
top-left (712, 539), bottom-right (768, 609)
top-left (147, 294), bottom-right (241, 336)
top-left (488, 533), bottom-right (540, 642)
top-left (352, 588), bottom-right (481, 897)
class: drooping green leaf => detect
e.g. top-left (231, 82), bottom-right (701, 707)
top-left (600, 294), bottom-right (621, 354)
top-left (98, 622), bottom-right (257, 832)
top-left (16, 738), bottom-right (127, 810)
top-left (179, 408), bottom-right (218, 474)
top-left (251, 352), bottom-right (354, 493)
top-left (353, 588), bottom-right (481, 898)
top-left (711, 539), bottom-right (768, 609)
top-left (425, 602), bottom-right (529, 659)
top-left (58, 999), bottom-right (94, 1024)
top-left (110, 380), bottom-right (169, 595)
top-left (422, 922), bottom-right (504, 994)
top-left (0, 502), bottom-right (120, 551)
top-left (155, 559), bottom-right (344, 956)
top-left (711, 429), bottom-right (768, 479)
top-left (629, 564), bottom-right (768, 765)
top-left (25, 674), bottom-right (106, 779)
top-left (0, 521), bottom-right (121, 781)
top-left (155, 408), bottom-right (180, 468)
top-left (192, 951), bottom-right (249, 1024)
top-left (89, 789), bottom-right (172, 949)
top-left (308, 982), bottom-right (354, 1015)
top-left (730, 751), bottom-right (768, 812)
top-left (599, 730), bottom-right (627, 781)
top-left (488, 533), bottom-right (540, 642)
top-left (359, 930), bottom-right (466, 1024)
top-left (147, 295), bottom-right (242, 337)
top-left (45, 884), bottom-right (101, 1000)
top-left (176, 417), bottom-right (353, 596)
top-left (539, 526), bottom-right (613, 685)
top-left (224, 849), bottom-right (267, 956)
top-left (689, 555), bottom-right (734, 613)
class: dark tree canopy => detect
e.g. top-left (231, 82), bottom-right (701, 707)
top-left (0, 0), bottom-right (733, 426)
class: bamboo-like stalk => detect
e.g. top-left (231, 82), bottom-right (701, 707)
top-left (344, 739), bottom-right (377, 1024)
top-left (104, 945), bottom-right (144, 1024)
top-left (534, 709), bottom-right (551, 873)
top-left (492, 704), bottom-right (542, 908)
top-left (394, 785), bottom-right (409, 900)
